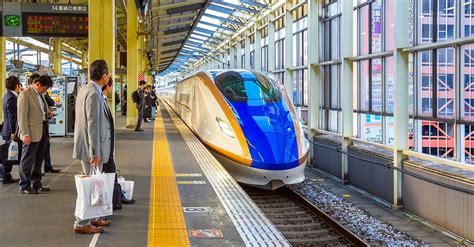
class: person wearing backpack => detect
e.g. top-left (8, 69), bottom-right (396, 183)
top-left (134, 81), bottom-right (146, 132)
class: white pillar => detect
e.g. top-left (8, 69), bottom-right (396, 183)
top-left (392, 0), bottom-right (409, 208)
top-left (284, 1), bottom-right (294, 100)
top-left (236, 41), bottom-right (242, 69)
top-left (255, 20), bottom-right (262, 71)
top-left (244, 31), bottom-right (251, 69)
top-left (340, 0), bottom-right (354, 182)
top-left (307, 0), bottom-right (322, 137)
top-left (268, 13), bottom-right (276, 73)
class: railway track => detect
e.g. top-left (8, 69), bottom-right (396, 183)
top-left (243, 186), bottom-right (368, 246)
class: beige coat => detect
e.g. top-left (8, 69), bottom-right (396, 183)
top-left (17, 86), bottom-right (49, 142)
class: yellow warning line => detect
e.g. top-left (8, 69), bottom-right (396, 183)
top-left (148, 108), bottom-right (190, 247)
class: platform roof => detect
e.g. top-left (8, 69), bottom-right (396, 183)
top-left (151, 0), bottom-right (268, 75)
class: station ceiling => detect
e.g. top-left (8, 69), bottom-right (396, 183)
top-left (150, 0), bottom-right (269, 74)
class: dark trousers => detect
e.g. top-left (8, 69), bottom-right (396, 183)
top-left (19, 124), bottom-right (47, 190)
top-left (43, 139), bottom-right (53, 171)
top-left (136, 105), bottom-right (144, 130)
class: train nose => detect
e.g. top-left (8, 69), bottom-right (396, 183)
top-left (245, 114), bottom-right (301, 170)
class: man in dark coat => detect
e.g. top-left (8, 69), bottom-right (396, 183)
top-left (1, 76), bottom-right (21, 184)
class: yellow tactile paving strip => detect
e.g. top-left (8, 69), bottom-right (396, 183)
top-left (148, 108), bottom-right (190, 247)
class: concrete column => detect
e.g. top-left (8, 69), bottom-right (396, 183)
top-left (0, 38), bottom-right (5, 121)
top-left (89, 0), bottom-right (116, 117)
top-left (340, 0), bottom-right (354, 182)
top-left (307, 0), bottom-right (322, 146)
top-left (126, 0), bottom-right (138, 128)
top-left (254, 21), bottom-right (262, 71)
top-left (284, 1), bottom-right (294, 100)
top-left (53, 39), bottom-right (62, 75)
top-left (236, 41), bottom-right (242, 69)
top-left (230, 42), bottom-right (236, 68)
top-left (268, 13), bottom-right (276, 72)
top-left (81, 50), bottom-right (87, 69)
top-left (244, 32), bottom-right (250, 69)
top-left (392, 0), bottom-right (409, 208)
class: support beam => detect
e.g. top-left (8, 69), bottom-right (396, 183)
top-left (307, 0), bottom-right (321, 146)
top-left (53, 39), bottom-right (62, 75)
top-left (0, 38), bottom-right (5, 121)
top-left (126, 0), bottom-right (138, 128)
top-left (254, 20), bottom-right (262, 71)
top-left (244, 31), bottom-right (250, 69)
top-left (268, 12), bottom-right (276, 72)
top-left (89, 0), bottom-right (116, 119)
top-left (81, 50), bottom-right (87, 69)
top-left (236, 41), bottom-right (242, 68)
top-left (392, 0), bottom-right (410, 208)
top-left (284, 1), bottom-right (294, 100)
top-left (340, 0), bottom-right (354, 182)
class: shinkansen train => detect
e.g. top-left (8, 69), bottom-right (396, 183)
top-left (160, 69), bottom-right (309, 190)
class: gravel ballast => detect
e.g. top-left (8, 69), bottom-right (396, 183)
top-left (290, 180), bottom-right (424, 246)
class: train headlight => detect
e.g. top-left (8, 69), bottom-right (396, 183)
top-left (216, 117), bottom-right (235, 138)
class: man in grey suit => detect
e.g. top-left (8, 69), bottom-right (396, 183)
top-left (72, 59), bottom-right (112, 234)
top-left (135, 80), bottom-right (146, 132)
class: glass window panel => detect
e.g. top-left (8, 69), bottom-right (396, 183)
top-left (330, 18), bottom-right (339, 60)
top-left (437, 48), bottom-right (455, 119)
top-left (303, 30), bottom-right (308, 66)
top-left (329, 110), bottom-right (339, 132)
top-left (437, 0), bottom-right (456, 41)
top-left (386, 116), bottom-right (395, 146)
top-left (360, 114), bottom-right (383, 144)
top-left (303, 69), bottom-right (308, 106)
top-left (371, 0), bottom-right (383, 53)
top-left (465, 125), bottom-right (474, 164)
top-left (408, 118), bottom-right (415, 149)
top-left (463, 0), bottom-right (474, 37)
top-left (359, 5), bottom-right (370, 55)
top-left (418, 0), bottom-right (433, 44)
top-left (330, 65), bottom-right (339, 108)
top-left (462, 44), bottom-right (474, 121)
top-left (418, 50), bottom-right (433, 117)
top-left (372, 58), bottom-right (383, 112)
top-left (360, 60), bottom-right (370, 111)
top-left (420, 120), bottom-right (455, 159)
top-left (386, 0), bottom-right (395, 50)
top-left (353, 62), bottom-right (359, 110)
top-left (386, 56), bottom-right (395, 113)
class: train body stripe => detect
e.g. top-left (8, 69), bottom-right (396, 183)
top-left (195, 72), bottom-right (252, 166)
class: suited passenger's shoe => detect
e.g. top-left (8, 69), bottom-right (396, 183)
top-left (21, 188), bottom-right (38, 194)
top-left (122, 198), bottom-right (136, 204)
top-left (113, 205), bottom-right (122, 210)
top-left (74, 225), bottom-right (104, 234)
top-left (135, 128), bottom-right (144, 132)
top-left (45, 168), bottom-right (61, 173)
top-left (2, 178), bottom-right (20, 184)
top-left (36, 187), bottom-right (50, 192)
top-left (91, 219), bottom-right (112, 227)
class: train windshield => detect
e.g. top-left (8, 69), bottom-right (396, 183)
top-left (215, 71), bottom-right (282, 103)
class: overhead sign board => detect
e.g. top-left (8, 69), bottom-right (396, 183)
top-left (1, 2), bottom-right (88, 37)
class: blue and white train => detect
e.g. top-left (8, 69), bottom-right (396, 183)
top-left (160, 70), bottom-right (309, 190)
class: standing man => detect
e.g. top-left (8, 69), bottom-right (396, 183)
top-left (72, 59), bottom-right (112, 234)
top-left (1, 76), bottom-right (22, 184)
top-left (134, 80), bottom-right (146, 132)
top-left (17, 75), bottom-right (53, 194)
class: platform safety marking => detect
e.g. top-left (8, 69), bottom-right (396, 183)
top-left (183, 207), bottom-right (213, 213)
top-left (163, 103), bottom-right (290, 247)
top-left (176, 173), bottom-right (203, 177)
top-left (342, 194), bottom-right (352, 198)
top-left (147, 108), bottom-right (190, 247)
top-left (189, 229), bottom-right (223, 238)
top-left (177, 180), bottom-right (207, 185)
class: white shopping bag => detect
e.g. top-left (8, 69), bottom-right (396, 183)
top-left (118, 180), bottom-right (134, 200)
top-left (74, 168), bottom-right (115, 220)
top-left (7, 141), bottom-right (19, 161)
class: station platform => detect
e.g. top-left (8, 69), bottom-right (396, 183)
top-left (0, 104), bottom-right (288, 247)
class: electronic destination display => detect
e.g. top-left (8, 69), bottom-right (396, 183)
top-left (22, 13), bottom-right (88, 37)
